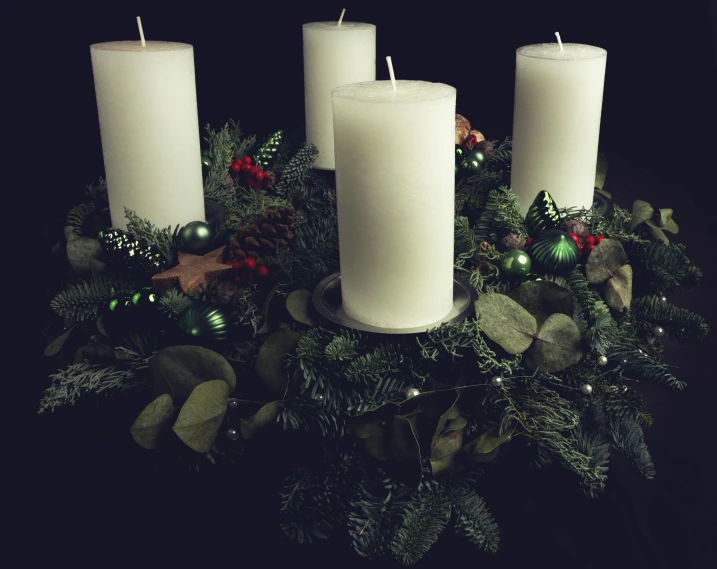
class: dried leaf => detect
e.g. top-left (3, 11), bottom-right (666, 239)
top-left (44, 326), bottom-right (76, 356)
top-left (255, 329), bottom-right (301, 396)
top-left (464, 426), bottom-right (514, 456)
top-left (508, 281), bottom-right (575, 327)
top-left (286, 289), bottom-right (317, 326)
top-left (630, 200), bottom-right (654, 230)
top-left (430, 430), bottom-right (463, 477)
top-left (526, 313), bottom-right (583, 373)
top-left (585, 238), bottom-right (628, 284)
top-left (172, 380), bottom-right (230, 452)
top-left (475, 293), bottom-right (537, 354)
top-left (605, 264), bottom-right (633, 311)
top-left (151, 345), bottom-right (236, 401)
top-left (386, 415), bottom-right (422, 487)
top-left (256, 285), bottom-right (280, 334)
top-left (67, 237), bottom-right (103, 273)
top-left (131, 394), bottom-right (174, 450)
top-left (240, 401), bottom-right (283, 439)
top-left (595, 152), bottom-right (609, 193)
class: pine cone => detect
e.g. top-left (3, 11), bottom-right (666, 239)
top-left (229, 207), bottom-right (295, 260)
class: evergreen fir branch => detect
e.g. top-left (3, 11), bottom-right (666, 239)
top-left (474, 186), bottom-right (527, 243)
top-left (230, 188), bottom-right (291, 230)
top-left (390, 486), bottom-right (452, 565)
top-left (631, 295), bottom-right (709, 342)
top-left (275, 143), bottom-right (319, 197)
top-left (610, 415), bottom-right (656, 479)
top-left (280, 468), bottom-right (332, 543)
top-left (278, 400), bottom-right (344, 437)
top-left (452, 489), bottom-right (500, 553)
top-left (222, 340), bottom-right (259, 365)
top-left (85, 178), bottom-right (108, 200)
top-left (124, 209), bottom-right (179, 266)
top-left (485, 137), bottom-right (512, 179)
top-left (573, 425), bottom-right (611, 497)
top-left (565, 269), bottom-right (620, 353)
top-left (324, 330), bottom-right (361, 361)
top-left (626, 241), bottom-right (703, 295)
top-left (344, 344), bottom-right (401, 386)
top-left (454, 170), bottom-right (504, 219)
top-left (610, 342), bottom-right (685, 390)
top-left (417, 319), bottom-right (480, 360)
top-left (38, 360), bottom-right (149, 413)
top-left (66, 202), bottom-right (96, 236)
top-left (232, 285), bottom-right (261, 333)
top-left (158, 288), bottom-right (192, 317)
top-left (603, 387), bottom-right (652, 427)
top-left (50, 275), bottom-right (137, 322)
top-left (202, 120), bottom-right (247, 197)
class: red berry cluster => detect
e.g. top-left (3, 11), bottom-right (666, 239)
top-left (229, 155), bottom-right (275, 189)
top-left (569, 233), bottom-right (605, 259)
top-left (225, 257), bottom-right (270, 284)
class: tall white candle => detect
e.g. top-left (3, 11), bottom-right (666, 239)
top-left (511, 41), bottom-right (607, 212)
top-left (90, 40), bottom-right (206, 230)
top-left (303, 20), bottom-right (376, 170)
top-left (332, 79), bottom-right (456, 329)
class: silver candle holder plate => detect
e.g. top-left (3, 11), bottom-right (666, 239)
top-left (311, 273), bottom-right (477, 335)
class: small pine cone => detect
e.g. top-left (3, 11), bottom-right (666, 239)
top-left (500, 233), bottom-right (527, 252)
top-left (214, 281), bottom-right (241, 305)
top-left (228, 206), bottom-right (295, 261)
top-left (564, 219), bottom-right (588, 237)
top-left (474, 140), bottom-right (494, 160)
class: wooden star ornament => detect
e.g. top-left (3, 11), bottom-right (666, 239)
top-left (152, 246), bottom-right (233, 294)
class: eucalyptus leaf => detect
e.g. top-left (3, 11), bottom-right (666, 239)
top-left (595, 152), bottom-right (609, 193)
top-left (240, 401), bottom-right (282, 439)
top-left (630, 200), bottom-right (654, 230)
top-left (130, 394), bottom-right (174, 450)
top-left (67, 237), bottom-right (103, 273)
top-left (256, 285), bottom-right (280, 335)
top-left (464, 426), bottom-right (514, 456)
top-left (430, 430), bottom-right (463, 477)
top-left (644, 222), bottom-right (669, 244)
top-left (661, 219), bottom-right (679, 234)
top-left (151, 345), bottom-right (236, 401)
top-left (44, 326), bottom-right (76, 356)
top-left (526, 313), bottom-right (583, 373)
top-left (470, 447), bottom-right (500, 463)
top-left (96, 315), bottom-right (109, 337)
top-left (255, 329), bottom-right (301, 396)
top-left (286, 289), bottom-right (317, 326)
top-left (348, 403), bottom-right (401, 439)
top-left (172, 380), bottom-right (230, 453)
top-left (475, 293), bottom-right (537, 354)
top-left (605, 264), bottom-right (633, 311)
top-left (654, 208), bottom-right (673, 227)
top-left (508, 281), bottom-right (575, 327)
top-left (387, 415), bottom-right (423, 487)
top-left (585, 238), bottom-right (628, 284)
top-left (400, 389), bottom-right (459, 454)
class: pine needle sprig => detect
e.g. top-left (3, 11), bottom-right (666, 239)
top-left (50, 275), bottom-right (137, 322)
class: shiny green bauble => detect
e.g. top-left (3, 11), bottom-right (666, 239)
top-left (177, 302), bottom-right (231, 341)
top-left (103, 295), bottom-right (133, 336)
top-left (131, 288), bottom-right (158, 310)
top-left (499, 250), bottom-right (532, 279)
top-left (179, 221), bottom-right (213, 253)
top-left (525, 191), bottom-right (561, 236)
top-left (460, 148), bottom-right (486, 174)
top-left (529, 230), bottom-right (580, 275)
top-left (201, 149), bottom-right (213, 169)
top-left (455, 145), bottom-right (465, 174)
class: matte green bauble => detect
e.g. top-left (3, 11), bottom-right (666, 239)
top-left (525, 191), bottom-right (561, 236)
top-left (201, 149), bottom-right (213, 169)
top-left (103, 295), bottom-right (133, 336)
top-left (529, 230), bottom-right (580, 275)
top-left (179, 221), bottom-right (213, 253)
top-left (177, 302), bottom-right (231, 341)
top-left (499, 250), bottom-right (532, 279)
top-left (460, 148), bottom-right (486, 174)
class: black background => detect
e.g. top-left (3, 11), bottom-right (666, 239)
top-left (25, 2), bottom-right (717, 568)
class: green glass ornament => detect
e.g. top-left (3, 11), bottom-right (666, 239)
top-left (177, 302), bottom-right (231, 341)
top-left (131, 287), bottom-right (158, 310)
top-left (254, 130), bottom-right (283, 168)
top-left (179, 221), bottom-right (213, 253)
top-left (525, 191), bottom-right (561, 236)
top-left (499, 250), bottom-right (532, 279)
top-left (98, 229), bottom-right (166, 273)
top-left (460, 148), bottom-right (486, 174)
top-left (529, 230), bottom-right (580, 275)
top-left (103, 295), bottom-right (133, 336)
top-left (201, 149), bottom-right (213, 169)
top-left (455, 145), bottom-right (465, 175)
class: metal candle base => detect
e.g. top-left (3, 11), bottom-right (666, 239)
top-left (311, 273), bottom-right (477, 335)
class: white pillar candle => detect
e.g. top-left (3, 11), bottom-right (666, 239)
top-left (511, 41), bottom-right (607, 213)
top-left (303, 20), bottom-right (376, 170)
top-left (332, 80), bottom-right (456, 329)
top-left (90, 40), bottom-right (206, 230)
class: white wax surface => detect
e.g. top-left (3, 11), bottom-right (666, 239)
top-left (332, 80), bottom-right (456, 329)
top-left (511, 42), bottom-right (607, 212)
top-left (90, 40), bottom-right (206, 230)
top-left (303, 22), bottom-right (376, 170)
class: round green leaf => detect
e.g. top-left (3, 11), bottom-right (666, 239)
top-left (240, 401), bottom-right (283, 439)
top-left (172, 380), bottom-right (230, 453)
top-left (255, 329), bottom-right (301, 396)
top-left (508, 281), bottom-right (575, 327)
top-left (151, 345), bottom-right (236, 401)
top-left (526, 313), bottom-right (583, 373)
top-left (630, 200), bottom-right (654, 230)
top-left (286, 289), bottom-right (317, 326)
top-left (585, 238), bottom-right (628, 284)
top-left (475, 293), bottom-right (537, 354)
top-left (131, 394), bottom-right (174, 450)
top-left (605, 264), bottom-right (633, 311)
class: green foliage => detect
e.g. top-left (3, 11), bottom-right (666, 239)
top-left (50, 275), bottom-right (137, 322)
top-left (631, 295), bottom-right (709, 341)
top-left (610, 415), bottom-right (656, 479)
top-left (66, 202), bottom-right (96, 236)
top-left (474, 186), bottom-right (527, 243)
top-left (158, 288), bottom-right (192, 317)
top-left (610, 342), bottom-right (685, 391)
top-left (451, 487), bottom-right (500, 553)
top-left (275, 143), bottom-right (319, 197)
top-left (124, 209), bottom-right (179, 266)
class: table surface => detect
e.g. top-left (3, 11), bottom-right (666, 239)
top-left (29, 155), bottom-right (717, 568)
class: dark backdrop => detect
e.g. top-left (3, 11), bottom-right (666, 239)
top-left (27, 2), bottom-right (717, 568)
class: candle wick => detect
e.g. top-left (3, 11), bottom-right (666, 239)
top-left (137, 16), bottom-right (146, 47)
top-left (338, 8), bottom-right (346, 26)
top-left (555, 31), bottom-right (563, 52)
top-left (386, 56), bottom-right (397, 93)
